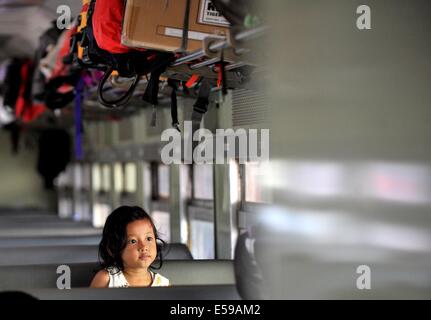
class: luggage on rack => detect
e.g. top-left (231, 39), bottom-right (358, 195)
top-left (14, 59), bottom-right (46, 122)
top-left (39, 26), bottom-right (81, 111)
top-left (122, 0), bottom-right (230, 53)
top-left (2, 58), bottom-right (46, 123)
top-left (32, 21), bottom-right (63, 102)
top-left (76, 0), bottom-right (175, 109)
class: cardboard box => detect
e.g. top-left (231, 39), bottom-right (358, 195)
top-left (122, 0), bottom-right (231, 52)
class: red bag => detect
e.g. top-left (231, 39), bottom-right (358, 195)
top-left (80, 0), bottom-right (174, 110)
top-left (92, 0), bottom-right (130, 54)
top-left (15, 60), bottom-right (46, 122)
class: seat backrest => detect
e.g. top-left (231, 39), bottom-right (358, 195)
top-left (0, 215), bottom-right (100, 238)
top-left (23, 285), bottom-right (241, 300)
top-left (0, 262), bottom-right (98, 290)
top-left (0, 235), bottom-right (101, 248)
top-left (162, 243), bottom-right (193, 260)
top-left (0, 242), bottom-right (193, 266)
top-left (0, 260), bottom-right (235, 290)
top-left (158, 260), bottom-right (234, 286)
top-left (0, 245), bottom-right (99, 266)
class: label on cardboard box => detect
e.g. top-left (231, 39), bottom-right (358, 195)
top-left (198, 0), bottom-right (230, 27)
top-left (164, 27), bottom-right (215, 41)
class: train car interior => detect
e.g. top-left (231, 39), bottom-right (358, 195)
top-left (0, 0), bottom-right (430, 301)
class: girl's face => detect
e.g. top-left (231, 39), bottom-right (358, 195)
top-left (121, 219), bottom-right (157, 270)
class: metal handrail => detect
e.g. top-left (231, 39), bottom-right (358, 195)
top-left (170, 25), bottom-right (267, 68)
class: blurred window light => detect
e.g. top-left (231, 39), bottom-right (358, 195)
top-left (245, 161), bottom-right (272, 203)
top-left (74, 164), bottom-right (83, 189)
top-left (193, 164), bottom-right (214, 200)
top-left (158, 164), bottom-right (170, 198)
top-left (259, 206), bottom-right (431, 254)
top-left (364, 163), bottom-right (431, 205)
top-left (58, 198), bottom-right (73, 219)
top-left (113, 162), bottom-right (123, 193)
top-left (124, 162), bottom-right (137, 193)
top-left (92, 203), bottom-right (112, 228)
top-left (82, 164), bottom-right (91, 190)
top-left (152, 211), bottom-right (171, 242)
top-left (92, 164), bottom-right (101, 192)
top-left (189, 219), bottom-right (215, 259)
top-left (263, 160), bottom-right (345, 197)
top-left (101, 164), bottom-right (111, 192)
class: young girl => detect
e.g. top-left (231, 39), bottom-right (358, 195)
top-left (90, 206), bottom-right (169, 288)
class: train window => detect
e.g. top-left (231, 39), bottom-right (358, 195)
top-left (81, 164), bottom-right (91, 191)
top-left (124, 163), bottom-right (137, 193)
top-left (141, 162), bottom-right (152, 213)
top-left (244, 161), bottom-right (272, 203)
top-left (92, 203), bottom-right (111, 228)
top-left (188, 174), bottom-right (215, 260)
top-left (152, 211), bottom-right (171, 242)
top-left (150, 163), bottom-right (171, 240)
top-left (57, 165), bottom-right (74, 219)
top-left (189, 218), bottom-right (215, 259)
top-left (92, 163), bottom-right (112, 228)
top-left (120, 162), bottom-right (139, 207)
top-left (58, 197), bottom-right (73, 219)
top-left (101, 164), bottom-right (111, 192)
top-left (73, 163), bottom-right (91, 221)
top-left (157, 164), bottom-right (170, 198)
top-left (193, 164), bottom-right (214, 200)
top-left (73, 163), bottom-right (83, 190)
top-left (187, 164), bottom-right (215, 259)
top-left (92, 164), bottom-right (101, 192)
top-left (113, 162), bottom-right (124, 193)
top-left (237, 161), bottom-right (272, 230)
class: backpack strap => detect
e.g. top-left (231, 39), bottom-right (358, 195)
top-left (143, 70), bottom-right (162, 127)
top-left (191, 78), bottom-right (212, 142)
top-left (168, 79), bottom-right (180, 132)
top-left (142, 55), bottom-right (172, 126)
top-left (97, 66), bottom-right (141, 108)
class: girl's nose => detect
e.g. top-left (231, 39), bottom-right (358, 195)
top-left (139, 245), bottom-right (148, 252)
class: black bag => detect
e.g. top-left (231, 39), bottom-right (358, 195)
top-left (37, 128), bottom-right (71, 190)
top-left (32, 21), bottom-right (64, 102)
top-left (211, 0), bottom-right (260, 27)
top-left (2, 58), bottom-right (23, 110)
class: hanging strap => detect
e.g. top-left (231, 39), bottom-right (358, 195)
top-left (191, 77), bottom-right (211, 138)
top-left (143, 71), bottom-right (162, 106)
top-left (143, 61), bottom-right (170, 127)
top-left (168, 79), bottom-right (180, 132)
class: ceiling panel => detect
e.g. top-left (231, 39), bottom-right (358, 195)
top-left (0, 0), bottom-right (80, 59)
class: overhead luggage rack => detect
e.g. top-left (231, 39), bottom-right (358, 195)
top-left (19, 22), bottom-right (268, 127)
top-left (171, 25), bottom-right (267, 67)
top-left (170, 25), bottom-right (268, 70)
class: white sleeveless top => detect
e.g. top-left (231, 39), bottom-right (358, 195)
top-left (107, 267), bottom-right (170, 288)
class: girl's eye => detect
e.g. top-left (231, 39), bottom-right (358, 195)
top-left (128, 239), bottom-right (137, 244)
top-left (146, 237), bottom-right (153, 242)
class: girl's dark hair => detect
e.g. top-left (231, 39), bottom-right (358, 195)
top-left (98, 206), bottom-right (166, 271)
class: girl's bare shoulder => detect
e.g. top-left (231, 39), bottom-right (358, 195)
top-left (90, 269), bottom-right (110, 288)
